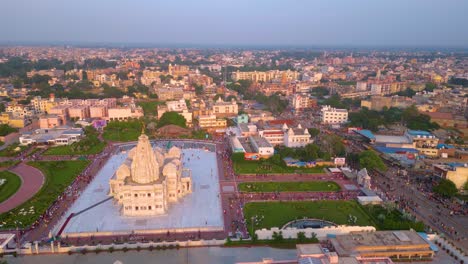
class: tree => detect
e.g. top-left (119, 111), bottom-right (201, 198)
top-left (0, 103), bottom-right (5, 113)
top-left (157, 112), bottom-right (187, 128)
top-left (397, 88), bottom-right (416, 98)
top-left (213, 94), bottom-right (225, 101)
top-left (307, 128), bottom-right (320, 137)
top-left (297, 232), bottom-right (306, 242)
top-left (82, 71), bottom-right (88, 80)
top-left (272, 231), bottom-right (283, 242)
top-left (0, 124), bottom-right (17, 136)
top-left (304, 143), bottom-right (320, 160)
top-left (433, 179), bottom-right (458, 198)
top-left (226, 95), bottom-right (237, 102)
top-left (424, 82), bottom-right (437, 92)
top-left (359, 150), bottom-right (387, 171)
top-left (320, 134), bottom-right (346, 157)
top-left (194, 84), bottom-right (204, 95)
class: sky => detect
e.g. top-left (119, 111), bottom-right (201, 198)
top-left (1, 0), bottom-right (467, 47)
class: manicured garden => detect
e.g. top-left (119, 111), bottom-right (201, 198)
top-left (0, 160), bottom-right (20, 168)
top-left (103, 120), bottom-right (143, 142)
top-left (0, 143), bottom-right (28, 157)
top-left (243, 201), bottom-right (375, 235)
top-left (362, 204), bottom-right (425, 232)
top-left (238, 181), bottom-right (340, 192)
top-left (232, 153), bottom-right (326, 174)
top-left (0, 171), bottom-right (21, 203)
top-left (0, 160), bottom-right (89, 228)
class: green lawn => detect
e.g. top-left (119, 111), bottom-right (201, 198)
top-left (232, 158), bottom-right (326, 174)
top-left (0, 171), bottom-right (21, 203)
top-left (0, 160), bottom-right (20, 168)
top-left (44, 142), bottom-right (106, 155)
top-left (238, 181), bottom-right (340, 192)
top-left (43, 140), bottom-right (106, 155)
top-left (0, 160), bottom-right (89, 228)
top-left (243, 201), bottom-right (375, 235)
top-left (103, 120), bottom-right (143, 142)
top-left (0, 143), bottom-right (28, 157)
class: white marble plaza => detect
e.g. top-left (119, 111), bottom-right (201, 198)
top-left (53, 145), bottom-right (224, 236)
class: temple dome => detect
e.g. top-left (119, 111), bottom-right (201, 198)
top-left (166, 146), bottom-right (182, 159)
top-left (130, 133), bottom-right (160, 184)
top-left (116, 164), bottom-right (130, 180)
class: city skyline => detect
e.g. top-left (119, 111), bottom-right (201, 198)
top-left (1, 0), bottom-right (468, 48)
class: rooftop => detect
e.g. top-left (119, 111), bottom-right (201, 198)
top-left (407, 130), bottom-right (433, 137)
top-left (330, 231), bottom-right (431, 257)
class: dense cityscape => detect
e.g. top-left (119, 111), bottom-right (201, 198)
top-left (0, 1), bottom-right (467, 264)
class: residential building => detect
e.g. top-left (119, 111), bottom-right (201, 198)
top-left (231, 70), bottom-right (299, 82)
top-left (320, 105), bottom-right (348, 124)
top-left (68, 105), bottom-right (90, 120)
top-left (30, 95), bottom-right (58, 114)
top-left (108, 106), bottom-right (144, 121)
top-left (0, 113), bottom-right (26, 128)
top-left (198, 115), bottom-right (227, 130)
top-left (212, 97), bottom-right (238, 117)
top-left (291, 93), bottom-right (317, 110)
top-left (39, 115), bottom-right (64, 129)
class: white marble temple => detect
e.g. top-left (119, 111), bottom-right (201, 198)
top-left (54, 147), bottom-right (223, 236)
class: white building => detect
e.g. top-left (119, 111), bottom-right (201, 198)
top-left (212, 97), bottom-right (238, 117)
top-left (291, 93), bottom-right (316, 110)
top-left (19, 127), bottom-right (83, 146)
top-left (157, 99), bottom-right (193, 125)
top-left (109, 133), bottom-right (192, 216)
top-left (320, 105), bottom-right (348, 124)
top-left (284, 124), bottom-right (312, 148)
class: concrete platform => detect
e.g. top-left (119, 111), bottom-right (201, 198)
top-left (54, 146), bottom-right (223, 236)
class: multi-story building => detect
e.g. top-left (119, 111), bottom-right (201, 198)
top-left (198, 115), bottom-right (227, 130)
top-left (0, 113), bottom-right (26, 128)
top-left (212, 98), bottom-right (238, 117)
top-left (68, 105), bottom-right (90, 120)
top-left (89, 105), bottom-right (108, 119)
top-left (291, 93), bottom-right (317, 110)
top-left (168, 64), bottom-right (190, 76)
top-left (108, 106), bottom-right (144, 121)
top-left (30, 96), bottom-right (58, 114)
top-left (405, 130), bottom-right (439, 157)
top-left (320, 105), bottom-right (348, 124)
top-left (231, 70), bottom-right (300, 82)
top-left (5, 104), bottom-right (35, 118)
top-left (39, 115), bottom-right (64, 129)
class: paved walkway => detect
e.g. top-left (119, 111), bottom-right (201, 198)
top-left (0, 163), bottom-right (45, 213)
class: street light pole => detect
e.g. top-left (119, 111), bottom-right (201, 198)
top-left (251, 216), bottom-right (254, 239)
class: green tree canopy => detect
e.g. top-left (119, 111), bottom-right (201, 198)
top-left (157, 111), bottom-right (187, 128)
top-left (307, 128), bottom-right (320, 137)
top-left (433, 179), bottom-right (458, 198)
top-left (359, 150), bottom-right (387, 171)
top-left (424, 82), bottom-right (437, 92)
top-left (0, 124), bottom-right (17, 136)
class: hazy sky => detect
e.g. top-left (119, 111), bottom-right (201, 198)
top-left (1, 0), bottom-right (467, 47)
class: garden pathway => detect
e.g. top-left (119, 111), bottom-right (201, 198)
top-left (0, 163), bottom-right (45, 213)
